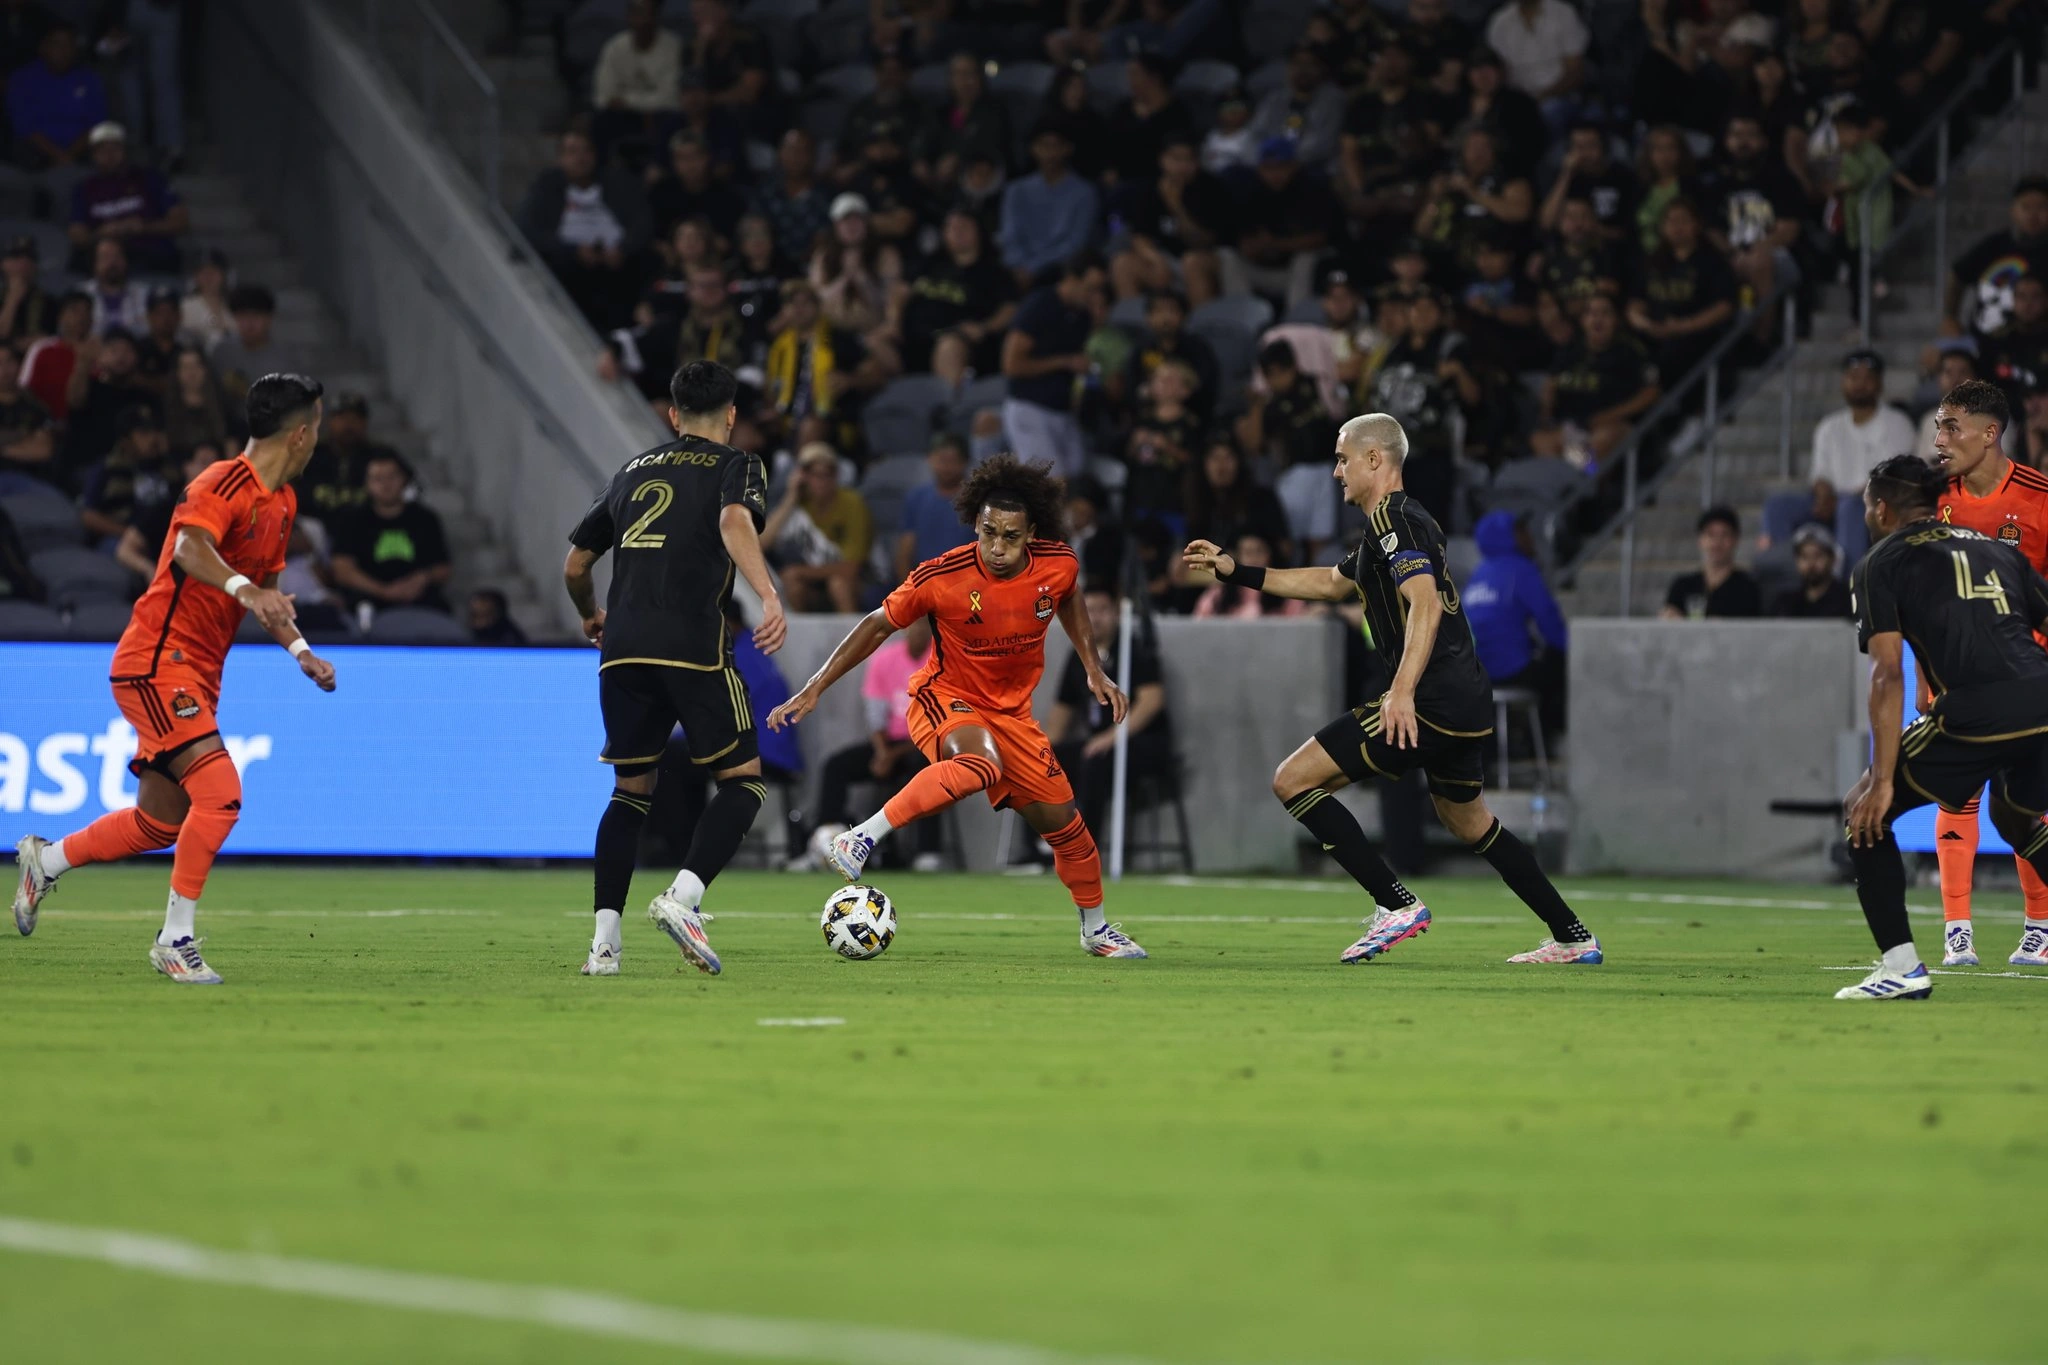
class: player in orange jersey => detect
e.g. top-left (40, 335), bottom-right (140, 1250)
top-left (767, 454), bottom-right (1148, 957)
top-left (1928, 378), bottom-right (2048, 967)
top-left (11, 374), bottom-right (336, 983)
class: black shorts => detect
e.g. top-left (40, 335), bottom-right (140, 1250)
top-left (598, 662), bottom-right (758, 772)
top-left (1893, 714), bottom-right (2048, 820)
top-left (1314, 698), bottom-right (1491, 802)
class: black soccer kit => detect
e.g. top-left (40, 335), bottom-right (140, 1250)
top-left (569, 433), bottom-right (768, 772)
top-left (1314, 490), bottom-right (1496, 800)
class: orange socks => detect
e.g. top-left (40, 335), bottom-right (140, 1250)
top-left (1936, 802), bottom-right (1979, 921)
top-left (2024, 843), bottom-right (2048, 925)
top-left (169, 750), bottom-right (241, 901)
top-left (61, 808), bottom-right (180, 869)
top-left (881, 753), bottom-right (999, 828)
top-left (1045, 813), bottom-right (1103, 913)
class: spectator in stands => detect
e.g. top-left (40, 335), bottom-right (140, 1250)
top-left (162, 344), bottom-right (228, 455)
top-left (1455, 46), bottom-right (1543, 179)
top-left (1631, 125), bottom-right (1698, 258)
top-left (1458, 231), bottom-right (1545, 374)
top-left (611, 262), bottom-right (749, 402)
top-left (0, 495), bottom-right (41, 598)
top-left (1662, 505), bottom-right (1761, 619)
top-left (110, 0), bottom-right (186, 169)
top-left (672, 68), bottom-right (747, 182)
top-left (1201, 85), bottom-right (1257, 176)
top-left (729, 214), bottom-right (793, 343)
top-left (1124, 290), bottom-right (1219, 419)
top-left (1039, 67), bottom-right (1111, 182)
top-left (1534, 294), bottom-right (1660, 467)
top-left (1865, 0), bottom-right (1965, 128)
top-left (1316, 267), bottom-right (1379, 400)
top-left (647, 131), bottom-right (746, 248)
top-left (467, 588), bottom-right (528, 646)
top-left (519, 127), bottom-right (652, 331)
top-left (1531, 195), bottom-right (1622, 322)
top-left (1248, 45), bottom-right (1345, 171)
top-left (1485, 0), bottom-right (1588, 135)
top-left (1803, 348), bottom-right (1914, 562)
top-left (1105, 54), bottom-right (1193, 191)
top-left (86, 238), bottom-right (148, 339)
top-left (1124, 357), bottom-right (1202, 518)
top-left (916, 52), bottom-right (1011, 196)
top-left (1238, 337), bottom-right (1336, 475)
top-left (1772, 524), bottom-right (1853, 620)
top-left (1465, 509), bottom-right (1566, 733)
top-left (64, 327), bottom-right (159, 468)
top-left (998, 123), bottom-right (1100, 290)
top-left (20, 289), bottom-right (89, 422)
top-left (78, 406), bottom-right (170, 545)
top-left (297, 391), bottom-right (390, 526)
top-left (328, 450), bottom-right (454, 615)
top-left (0, 234), bottom-right (52, 347)
top-left (1335, 40), bottom-right (1445, 240)
top-left (7, 25), bottom-right (105, 171)
top-left (1798, 28), bottom-right (1889, 200)
top-left (1399, 0), bottom-right (1472, 91)
top-left (688, 0), bottom-right (774, 140)
top-left (1982, 274), bottom-right (2048, 418)
top-left (1705, 113), bottom-right (1806, 329)
top-left (133, 286), bottom-right (181, 398)
top-left (1183, 438), bottom-right (1291, 565)
top-left (764, 278), bottom-right (884, 439)
top-left (1627, 199), bottom-right (1737, 388)
top-left (1222, 137), bottom-right (1337, 309)
top-left (1000, 250), bottom-right (1102, 479)
top-left (838, 109), bottom-right (925, 253)
top-left (116, 438), bottom-right (223, 580)
top-left (763, 441), bottom-right (871, 612)
top-left (179, 248), bottom-right (231, 351)
top-left (810, 194), bottom-right (902, 375)
top-left (2022, 385), bottom-right (2048, 470)
top-left (1370, 290), bottom-right (1472, 523)
top-left (0, 0), bottom-right (51, 84)
top-left (1946, 177), bottom-right (2048, 339)
top-left (1048, 586), bottom-right (1176, 836)
top-left (210, 283), bottom-right (307, 411)
top-left (894, 207), bottom-right (1015, 376)
top-left (0, 342), bottom-right (54, 487)
top-left (1416, 127), bottom-right (1533, 279)
top-left (751, 127), bottom-right (833, 268)
top-left (591, 0), bottom-right (684, 162)
top-left (792, 613), bottom-right (939, 872)
top-left (1109, 133), bottom-right (1229, 309)
top-left (837, 52), bottom-right (918, 182)
top-left (894, 432), bottom-right (974, 579)
top-left (1538, 120), bottom-right (1635, 245)
top-left (67, 121), bottom-right (185, 275)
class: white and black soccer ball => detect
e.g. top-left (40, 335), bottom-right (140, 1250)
top-left (821, 884), bottom-right (896, 960)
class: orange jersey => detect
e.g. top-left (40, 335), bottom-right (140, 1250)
top-left (111, 455), bottom-right (295, 686)
top-left (1940, 461), bottom-right (2048, 571)
top-left (882, 540), bottom-right (1079, 715)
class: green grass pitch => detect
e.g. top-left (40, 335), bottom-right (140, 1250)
top-left (2, 863), bottom-right (2043, 1364)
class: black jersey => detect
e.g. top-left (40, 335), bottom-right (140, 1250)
top-left (1339, 490), bottom-right (1493, 734)
top-left (1854, 519), bottom-right (2048, 735)
top-left (569, 433), bottom-right (767, 671)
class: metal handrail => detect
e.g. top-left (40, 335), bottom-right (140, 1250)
top-left (361, 0), bottom-right (503, 206)
top-left (1860, 43), bottom-right (2027, 345)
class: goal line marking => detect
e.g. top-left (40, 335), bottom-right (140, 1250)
top-left (1820, 966), bottom-right (2048, 981)
top-left (0, 1215), bottom-right (1175, 1365)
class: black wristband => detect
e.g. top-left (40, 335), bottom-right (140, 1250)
top-left (1220, 561), bottom-right (1266, 591)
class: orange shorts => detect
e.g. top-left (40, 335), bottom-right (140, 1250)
top-left (907, 686), bottom-right (1073, 812)
top-left (113, 673), bottom-right (221, 776)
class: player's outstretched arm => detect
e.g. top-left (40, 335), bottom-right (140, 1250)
top-left (257, 572), bottom-right (337, 692)
top-left (767, 608), bottom-right (897, 731)
top-left (720, 503), bottom-right (786, 655)
top-left (563, 546), bottom-right (606, 647)
top-left (1055, 590), bottom-right (1128, 724)
top-left (1180, 540), bottom-right (1352, 601)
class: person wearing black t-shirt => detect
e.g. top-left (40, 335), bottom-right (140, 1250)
top-left (115, 439), bottom-right (224, 579)
top-left (1538, 121), bottom-right (1636, 245)
top-left (1531, 196), bottom-right (1622, 321)
top-left (328, 451), bottom-right (454, 614)
top-left (1048, 587), bottom-right (1176, 839)
top-left (1122, 290), bottom-right (1220, 420)
top-left (1627, 199), bottom-right (1738, 386)
top-left (1335, 42), bottom-right (1445, 237)
top-left (0, 345), bottom-right (55, 487)
top-left (1109, 134), bottom-right (1232, 308)
top-left (1980, 274), bottom-right (2048, 420)
top-left (835, 53), bottom-right (925, 187)
top-left (78, 408), bottom-right (173, 545)
top-left (1947, 177), bottom-right (2048, 337)
top-left (1705, 115), bottom-right (1807, 323)
top-left (1414, 126), bottom-right (1533, 278)
top-left (1663, 504), bottom-right (1762, 619)
top-left (646, 131), bottom-right (746, 248)
top-left (1538, 294), bottom-right (1659, 463)
top-left (896, 209), bottom-right (1016, 374)
top-left (1237, 338), bottom-right (1337, 473)
top-left (1104, 55), bottom-right (1193, 189)
top-left (1772, 525), bottom-right (1853, 620)
top-left (1222, 139), bottom-right (1338, 308)
top-left (1368, 291), bottom-right (1474, 524)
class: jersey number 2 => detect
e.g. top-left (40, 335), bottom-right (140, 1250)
top-left (621, 480), bottom-right (673, 549)
top-left (1952, 551), bottom-right (2011, 614)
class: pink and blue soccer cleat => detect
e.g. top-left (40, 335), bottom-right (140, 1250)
top-left (1507, 937), bottom-right (1604, 965)
top-left (1340, 904), bottom-right (1430, 963)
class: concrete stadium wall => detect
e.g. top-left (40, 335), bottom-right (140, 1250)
top-left (1568, 621), bottom-right (1865, 880)
top-left (204, 0), bottom-right (663, 637)
top-left (776, 615), bottom-right (1344, 872)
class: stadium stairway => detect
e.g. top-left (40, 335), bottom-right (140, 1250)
top-left (1561, 78), bottom-right (2048, 619)
top-left (181, 158), bottom-right (556, 638)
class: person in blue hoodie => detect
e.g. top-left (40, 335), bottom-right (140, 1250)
top-left (1464, 509), bottom-right (1568, 737)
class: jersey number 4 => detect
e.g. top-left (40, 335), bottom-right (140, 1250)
top-left (621, 479), bottom-right (673, 550)
top-left (1952, 551), bottom-right (2011, 615)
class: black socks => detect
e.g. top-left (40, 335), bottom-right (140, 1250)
top-left (594, 787), bottom-right (650, 913)
top-left (1282, 787), bottom-right (1418, 910)
top-left (1475, 820), bottom-right (1593, 944)
top-left (681, 777), bottom-right (767, 890)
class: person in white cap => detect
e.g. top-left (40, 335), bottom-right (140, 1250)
top-left (67, 121), bottom-right (187, 275)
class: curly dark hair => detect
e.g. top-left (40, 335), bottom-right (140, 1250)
top-left (953, 452), bottom-right (1067, 539)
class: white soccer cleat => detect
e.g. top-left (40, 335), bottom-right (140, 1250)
top-left (581, 944), bottom-right (620, 976)
top-left (648, 893), bottom-right (721, 975)
top-left (1340, 904), bottom-right (1430, 963)
top-left (149, 936), bottom-right (222, 985)
top-left (824, 829), bottom-right (875, 882)
top-left (13, 834), bottom-right (55, 936)
top-left (2010, 923), bottom-right (2048, 967)
top-left (1082, 922), bottom-right (1148, 958)
top-left (1942, 921), bottom-right (1979, 967)
top-left (1506, 936), bottom-right (1604, 965)
top-left (1834, 962), bottom-right (1933, 1001)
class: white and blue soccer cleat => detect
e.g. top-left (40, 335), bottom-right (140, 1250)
top-left (149, 936), bottom-right (222, 985)
top-left (2010, 923), bottom-right (2048, 967)
top-left (13, 834), bottom-right (55, 936)
top-left (580, 943), bottom-right (620, 976)
top-left (648, 893), bottom-right (721, 976)
top-left (1942, 920), bottom-right (1979, 967)
top-left (1082, 922), bottom-right (1148, 958)
top-left (825, 829), bottom-right (876, 882)
top-left (1340, 904), bottom-right (1430, 963)
top-left (1834, 962), bottom-right (1934, 1001)
top-left (1507, 936), bottom-right (1604, 965)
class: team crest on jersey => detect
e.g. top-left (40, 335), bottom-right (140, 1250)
top-left (1033, 590), bottom-right (1054, 620)
top-left (170, 692), bottom-right (200, 720)
top-left (2001, 520), bottom-right (2023, 543)
top-left (949, 700), bottom-right (974, 714)
top-left (966, 590), bottom-right (984, 625)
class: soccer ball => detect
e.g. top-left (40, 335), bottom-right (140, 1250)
top-left (821, 884), bottom-right (896, 960)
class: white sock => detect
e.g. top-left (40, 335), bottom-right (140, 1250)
top-left (593, 909), bottom-right (622, 952)
top-left (158, 890), bottom-right (197, 946)
top-left (37, 840), bottom-right (70, 878)
top-left (852, 810), bottom-right (894, 846)
top-left (1881, 942), bottom-right (1923, 975)
top-left (1078, 903), bottom-right (1107, 933)
top-left (665, 870), bottom-right (706, 909)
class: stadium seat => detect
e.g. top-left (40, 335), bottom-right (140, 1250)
top-left (561, 0), bottom-right (631, 77)
top-left (1281, 295), bottom-right (1326, 325)
top-left (0, 165), bottom-right (35, 219)
top-left (3, 482), bottom-right (82, 552)
top-left (1760, 489), bottom-right (1818, 547)
top-left (63, 600), bottom-right (133, 640)
top-left (1185, 312), bottom-right (1262, 401)
top-left (1190, 295), bottom-right (1274, 336)
top-left (908, 61), bottom-right (953, 108)
top-left (799, 99), bottom-right (852, 154)
top-left (365, 608), bottom-right (474, 645)
top-left (29, 546), bottom-right (132, 605)
top-left (1084, 61), bottom-right (1127, 113)
top-left (1172, 59), bottom-right (1241, 103)
top-left (857, 453), bottom-right (932, 537)
top-left (1753, 540), bottom-right (1799, 607)
top-left (863, 373), bottom-right (954, 456)
top-left (945, 375), bottom-right (1008, 436)
top-left (1107, 295), bottom-right (1149, 331)
top-left (0, 219), bottom-right (66, 270)
top-left (0, 598), bottom-right (64, 638)
top-left (1245, 57), bottom-right (1288, 101)
top-left (1491, 687), bottom-right (1551, 793)
top-left (808, 7), bottom-right (869, 68)
top-left (812, 63), bottom-right (876, 102)
top-left (990, 61), bottom-right (1055, 129)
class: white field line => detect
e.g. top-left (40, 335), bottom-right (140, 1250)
top-left (757, 1017), bottom-right (846, 1027)
top-left (1820, 966), bottom-right (2048, 981)
top-left (0, 1215), bottom-right (1178, 1365)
